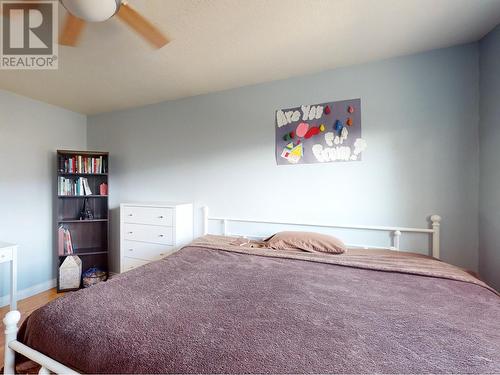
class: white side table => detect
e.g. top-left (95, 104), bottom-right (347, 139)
top-left (0, 242), bottom-right (17, 310)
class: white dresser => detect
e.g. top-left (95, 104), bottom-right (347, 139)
top-left (0, 242), bottom-right (17, 310)
top-left (119, 202), bottom-right (193, 273)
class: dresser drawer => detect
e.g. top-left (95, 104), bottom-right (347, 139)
top-left (123, 240), bottom-right (174, 261)
top-left (123, 206), bottom-right (173, 226)
top-left (124, 223), bottom-right (173, 245)
top-left (0, 247), bottom-right (12, 263)
top-left (121, 257), bottom-right (149, 272)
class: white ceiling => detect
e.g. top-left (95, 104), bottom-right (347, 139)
top-left (1, 0), bottom-right (499, 115)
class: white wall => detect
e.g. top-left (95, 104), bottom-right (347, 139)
top-left (88, 44), bottom-right (480, 274)
top-left (0, 90), bottom-right (86, 300)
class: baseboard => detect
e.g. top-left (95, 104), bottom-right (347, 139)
top-left (0, 279), bottom-right (56, 308)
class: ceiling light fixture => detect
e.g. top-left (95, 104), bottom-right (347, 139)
top-left (59, 0), bottom-right (121, 22)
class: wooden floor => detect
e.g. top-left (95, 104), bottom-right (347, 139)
top-left (0, 288), bottom-right (62, 369)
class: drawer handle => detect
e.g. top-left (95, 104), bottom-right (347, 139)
top-left (128, 231), bottom-right (133, 234)
top-left (128, 214), bottom-right (133, 216)
top-left (159, 234), bottom-right (164, 237)
top-left (159, 215), bottom-right (164, 219)
top-left (0, 254), bottom-right (5, 258)
top-left (128, 249), bottom-right (133, 252)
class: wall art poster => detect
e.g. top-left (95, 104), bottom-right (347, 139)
top-left (275, 98), bottom-right (366, 165)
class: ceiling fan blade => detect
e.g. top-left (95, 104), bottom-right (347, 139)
top-left (117, 2), bottom-right (169, 49)
top-left (59, 13), bottom-right (86, 46)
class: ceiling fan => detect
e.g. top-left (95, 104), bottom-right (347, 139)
top-left (59, 0), bottom-right (169, 48)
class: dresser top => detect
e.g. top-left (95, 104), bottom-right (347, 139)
top-left (0, 241), bottom-right (16, 249)
top-left (121, 202), bottom-right (192, 208)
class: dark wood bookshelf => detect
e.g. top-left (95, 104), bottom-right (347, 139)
top-left (56, 150), bottom-right (109, 292)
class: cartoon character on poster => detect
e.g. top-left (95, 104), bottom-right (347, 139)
top-left (275, 98), bottom-right (366, 165)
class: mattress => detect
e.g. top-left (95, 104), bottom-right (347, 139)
top-left (16, 235), bottom-right (500, 374)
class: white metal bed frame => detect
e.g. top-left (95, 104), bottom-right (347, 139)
top-left (202, 207), bottom-right (442, 258)
top-left (3, 208), bottom-right (441, 375)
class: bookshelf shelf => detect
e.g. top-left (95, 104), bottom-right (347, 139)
top-left (58, 195), bottom-right (108, 198)
top-left (58, 173), bottom-right (108, 177)
top-left (75, 251), bottom-right (108, 256)
top-left (57, 150), bottom-right (109, 292)
top-left (58, 219), bottom-right (109, 223)
top-left (73, 247), bottom-right (108, 256)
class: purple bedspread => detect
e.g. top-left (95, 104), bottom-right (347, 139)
top-left (17, 241), bottom-right (500, 374)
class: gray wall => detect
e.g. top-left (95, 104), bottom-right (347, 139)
top-left (0, 90), bottom-right (86, 300)
top-left (88, 44), bottom-right (480, 274)
top-left (479, 25), bottom-right (500, 290)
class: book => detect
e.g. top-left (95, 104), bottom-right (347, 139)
top-left (65, 227), bottom-right (74, 255)
top-left (59, 155), bottom-right (106, 174)
top-left (58, 177), bottom-right (93, 196)
top-left (58, 225), bottom-right (74, 255)
top-left (58, 226), bottom-right (65, 256)
top-left (83, 177), bottom-right (92, 195)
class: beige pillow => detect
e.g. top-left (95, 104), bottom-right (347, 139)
top-left (265, 231), bottom-right (346, 254)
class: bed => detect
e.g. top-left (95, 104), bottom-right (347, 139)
top-left (3, 208), bottom-right (500, 374)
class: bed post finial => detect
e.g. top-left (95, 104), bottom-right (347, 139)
top-left (3, 310), bottom-right (21, 375)
top-left (202, 206), bottom-right (209, 236)
top-left (431, 215), bottom-right (441, 259)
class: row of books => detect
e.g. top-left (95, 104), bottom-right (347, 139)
top-left (59, 155), bottom-right (107, 174)
top-left (58, 225), bottom-right (74, 256)
top-left (58, 177), bottom-right (94, 196)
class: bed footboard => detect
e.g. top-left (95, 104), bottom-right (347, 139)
top-left (3, 310), bottom-right (78, 375)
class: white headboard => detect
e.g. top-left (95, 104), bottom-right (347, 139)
top-left (201, 206), bottom-right (442, 259)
